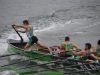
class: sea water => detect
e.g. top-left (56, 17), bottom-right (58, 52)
top-left (0, 0), bottom-right (100, 75)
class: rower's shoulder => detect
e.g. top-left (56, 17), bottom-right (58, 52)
top-left (93, 45), bottom-right (98, 48)
top-left (71, 42), bottom-right (77, 46)
top-left (29, 25), bottom-right (33, 28)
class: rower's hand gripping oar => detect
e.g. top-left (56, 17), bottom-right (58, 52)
top-left (12, 25), bottom-right (24, 43)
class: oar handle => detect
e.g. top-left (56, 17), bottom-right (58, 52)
top-left (12, 25), bottom-right (23, 43)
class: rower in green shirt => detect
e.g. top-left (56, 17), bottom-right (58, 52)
top-left (12, 20), bottom-right (52, 53)
top-left (61, 36), bottom-right (81, 51)
top-left (54, 36), bottom-right (81, 56)
top-left (91, 39), bottom-right (100, 60)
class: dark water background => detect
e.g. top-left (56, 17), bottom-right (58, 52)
top-left (0, 0), bottom-right (100, 75)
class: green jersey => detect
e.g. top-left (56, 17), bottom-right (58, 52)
top-left (26, 26), bottom-right (34, 39)
top-left (96, 46), bottom-right (100, 56)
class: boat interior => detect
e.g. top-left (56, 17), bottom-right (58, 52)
top-left (8, 39), bottom-right (50, 54)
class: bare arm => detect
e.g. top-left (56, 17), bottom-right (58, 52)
top-left (12, 24), bottom-right (27, 33)
top-left (92, 45), bottom-right (97, 54)
top-left (54, 45), bottom-right (61, 48)
top-left (16, 29), bottom-right (27, 33)
top-left (71, 50), bottom-right (83, 56)
top-left (12, 24), bottom-right (26, 29)
top-left (72, 43), bottom-right (81, 50)
top-left (91, 54), bottom-right (100, 60)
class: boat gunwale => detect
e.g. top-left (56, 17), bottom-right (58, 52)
top-left (6, 39), bottom-right (50, 55)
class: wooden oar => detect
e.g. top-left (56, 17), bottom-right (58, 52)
top-left (41, 71), bottom-right (87, 75)
top-left (14, 59), bottom-right (100, 74)
top-left (20, 63), bottom-right (100, 75)
top-left (2, 62), bottom-right (84, 75)
top-left (19, 70), bottom-right (87, 75)
top-left (4, 59), bottom-right (95, 71)
top-left (0, 53), bottom-right (56, 68)
top-left (0, 60), bottom-right (61, 74)
top-left (1, 59), bottom-right (99, 75)
top-left (18, 64), bottom-right (90, 75)
top-left (12, 25), bottom-right (23, 43)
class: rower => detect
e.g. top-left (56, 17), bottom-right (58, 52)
top-left (92, 39), bottom-right (100, 56)
top-left (70, 43), bottom-right (91, 57)
top-left (69, 42), bottom-right (99, 64)
top-left (12, 20), bottom-right (52, 53)
top-left (54, 36), bottom-right (81, 56)
top-left (91, 39), bottom-right (100, 60)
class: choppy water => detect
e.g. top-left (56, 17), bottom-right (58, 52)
top-left (0, 0), bottom-right (100, 75)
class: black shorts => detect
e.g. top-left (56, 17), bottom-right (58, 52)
top-left (28, 36), bottom-right (38, 45)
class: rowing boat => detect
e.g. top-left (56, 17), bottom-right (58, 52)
top-left (3, 39), bottom-right (100, 74)
top-left (7, 39), bottom-right (54, 61)
top-left (6, 38), bottom-right (100, 71)
top-left (5, 26), bottom-right (100, 74)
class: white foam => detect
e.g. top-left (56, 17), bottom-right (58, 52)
top-left (7, 29), bottom-right (29, 42)
top-left (74, 31), bottom-right (84, 34)
top-left (76, 21), bottom-right (100, 31)
top-left (34, 24), bottom-right (55, 33)
top-left (69, 21), bottom-right (100, 35)
top-left (34, 19), bottom-right (76, 34)
top-left (0, 70), bottom-right (19, 75)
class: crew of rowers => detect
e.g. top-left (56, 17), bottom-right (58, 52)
top-left (12, 20), bottom-right (100, 63)
top-left (49, 36), bottom-right (100, 63)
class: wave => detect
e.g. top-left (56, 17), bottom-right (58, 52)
top-left (0, 71), bottom-right (18, 75)
top-left (70, 21), bottom-right (100, 35)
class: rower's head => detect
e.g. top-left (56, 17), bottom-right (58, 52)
top-left (97, 39), bottom-right (100, 45)
top-left (65, 36), bottom-right (70, 41)
top-left (23, 20), bottom-right (29, 25)
top-left (85, 43), bottom-right (91, 50)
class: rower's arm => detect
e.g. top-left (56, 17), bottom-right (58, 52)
top-left (54, 45), bottom-right (61, 48)
top-left (91, 54), bottom-right (100, 60)
top-left (72, 43), bottom-right (81, 51)
top-left (12, 24), bottom-right (26, 29)
top-left (12, 24), bottom-right (27, 33)
top-left (92, 45), bottom-right (97, 54)
top-left (71, 51), bottom-right (83, 56)
top-left (16, 29), bottom-right (27, 33)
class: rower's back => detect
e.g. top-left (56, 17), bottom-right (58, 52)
top-left (95, 39), bottom-right (100, 56)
